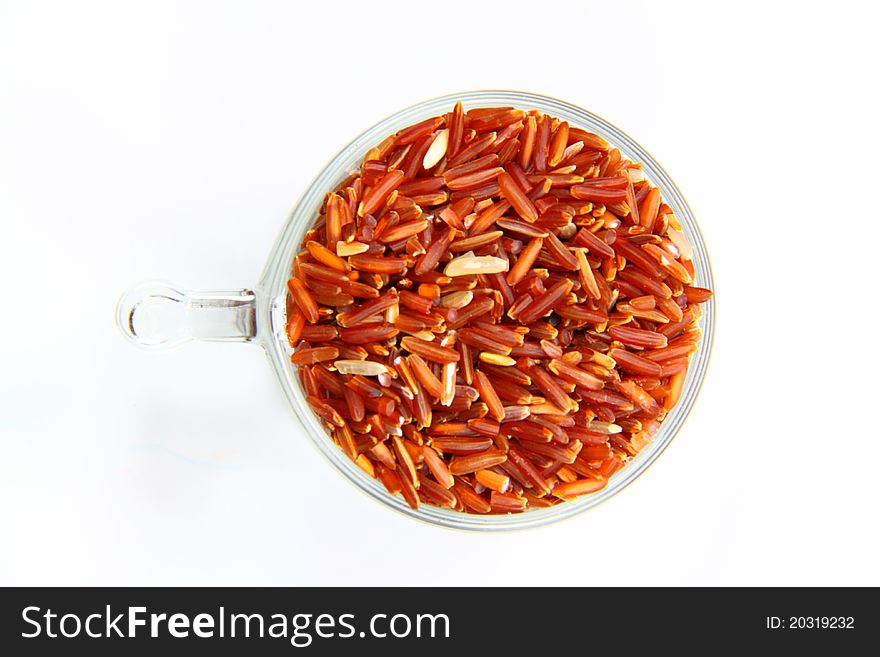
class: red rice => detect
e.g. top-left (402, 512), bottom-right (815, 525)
top-left (288, 103), bottom-right (712, 513)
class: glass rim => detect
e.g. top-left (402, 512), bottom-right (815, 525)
top-left (257, 90), bottom-right (715, 531)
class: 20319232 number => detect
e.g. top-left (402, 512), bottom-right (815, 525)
top-left (766, 617), bottom-right (854, 629)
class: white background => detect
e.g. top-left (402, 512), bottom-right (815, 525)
top-left (2, 0), bottom-right (878, 586)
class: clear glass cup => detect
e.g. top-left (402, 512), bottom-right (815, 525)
top-left (117, 90), bottom-right (715, 530)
